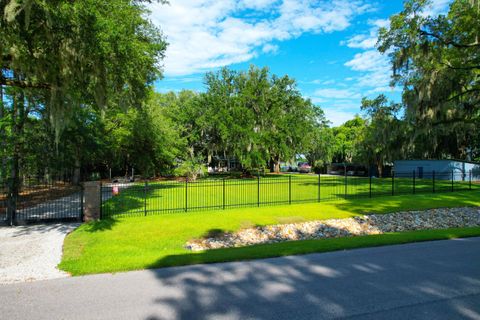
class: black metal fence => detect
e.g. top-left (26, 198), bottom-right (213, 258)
top-left (101, 170), bottom-right (480, 218)
top-left (0, 177), bottom-right (83, 225)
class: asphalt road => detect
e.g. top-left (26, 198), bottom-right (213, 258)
top-left (1, 237), bottom-right (480, 320)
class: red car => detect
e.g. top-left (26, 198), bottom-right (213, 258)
top-left (298, 162), bottom-right (312, 173)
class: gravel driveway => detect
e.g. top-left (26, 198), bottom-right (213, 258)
top-left (0, 223), bottom-right (79, 284)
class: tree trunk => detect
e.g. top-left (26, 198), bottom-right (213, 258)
top-left (274, 161), bottom-right (280, 173)
top-left (269, 156), bottom-right (281, 173)
top-left (7, 90), bottom-right (25, 225)
top-left (377, 161), bottom-right (383, 178)
top-left (0, 84), bottom-right (5, 183)
top-left (73, 153), bottom-right (81, 185)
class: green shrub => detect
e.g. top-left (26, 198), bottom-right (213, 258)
top-left (174, 158), bottom-right (207, 181)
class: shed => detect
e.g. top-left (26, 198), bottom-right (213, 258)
top-left (393, 159), bottom-right (480, 181)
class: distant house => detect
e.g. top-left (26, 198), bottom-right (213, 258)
top-left (208, 156), bottom-right (242, 173)
top-left (394, 159), bottom-right (480, 181)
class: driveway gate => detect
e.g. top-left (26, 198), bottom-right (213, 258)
top-left (0, 181), bottom-right (83, 225)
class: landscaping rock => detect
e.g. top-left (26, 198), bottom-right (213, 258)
top-left (185, 207), bottom-right (480, 251)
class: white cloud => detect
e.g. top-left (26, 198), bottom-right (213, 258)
top-left (148, 0), bottom-right (372, 76)
top-left (343, 18), bottom-right (389, 49)
top-left (365, 86), bottom-right (400, 95)
top-left (318, 100), bottom-right (365, 126)
top-left (314, 88), bottom-right (361, 99)
top-left (164, 76), bottom-right (202, 83)
top-left (420, 0), bottom-right (452, 17)
top-left (344, 49), bottom-right (391, 91)
top-left (369, 18), bottom-right (390, 29)
top-left (344, 50), bottom-right (389, 72)
top-left (322, 107), bottom-right (359, 126)
top-left (344, 34), bottom-right (377, 49)
top-left (342, 16), bottom-right (396, 95)
top-left (356, 71), bottom-right (391, 88)
top-left (309, 97), bottom-right (328, 104)
top-left (262, 43), bottom-right (279, 54)
top-left (304, 79), bottom-right (335, 85)
top-left (239, 0), bottom-right (277, 10)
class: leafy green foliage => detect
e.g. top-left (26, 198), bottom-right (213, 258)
top-left (174, 157), bottom-right (208, 181)
top-left (1, 0), bottom-right (167, 137)
top-left (378, 0), bottom-right (480, 159)
top-left (0, 0), bottom-right (167, 184)
top-left (3, 0), bottom-right (478, 183)
top-left (331, 116), bottom-right (367, 164)
top-left (360, 95), bottom-right (403, 176)
top-left (194, 66), bottom-right (319, 172)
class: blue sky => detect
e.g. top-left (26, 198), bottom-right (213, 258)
top-left (148, 0), bottom-right (451, 126)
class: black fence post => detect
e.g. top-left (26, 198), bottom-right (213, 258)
top-left (317, 174), bottom-right (320, 202)
top-left (257, 175), bottom-right (260, 207)
top-left (288, 175), bottom-right (292, 205)
top-left (223, 178), bottom-right (226, 210)
top-left (413, 169), bottom-right (416, 194)
top-left (451, 170), bottom-right (454, 192)
top-left (470, 170), bottom-right (472, 190)
top-left (80, 184), bottom-right (85, 222)
top-left (6, 177), bottom-right (17, 226)
top-left (391, 171), bottom-right (395, 196)
top-left (99, 182), bottom-right (102, 220)
top-left (369, 171), bottom-right (372, 198)
top-left (344, 170), bottom-right (347, 199)
top-left (433, 170), bottom-right (436, 193)
top-left (185, 178), bottom-right (188, 212)
top-left (143, 181), bottom-right (148, 216)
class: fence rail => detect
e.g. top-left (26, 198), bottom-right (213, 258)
top-left (101, 170), bottom-right (480, 218)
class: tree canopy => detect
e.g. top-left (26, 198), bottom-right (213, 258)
top-left (2, 0), bottom-right (479, 187)
top-left (163, 66), bottom-right (322, 173)
top-left (1, 0), bottom-right (167, 189)
top-left (378, 0), bottom-right (480, 159)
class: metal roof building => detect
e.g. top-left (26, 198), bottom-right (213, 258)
top-left (394, 159), bottom-right (480, 181)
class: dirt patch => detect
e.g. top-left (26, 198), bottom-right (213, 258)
top-left (0, 184), bottom-right (80, 210)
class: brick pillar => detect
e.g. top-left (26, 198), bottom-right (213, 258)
top-left (83, 181), bottom-right (101, 222)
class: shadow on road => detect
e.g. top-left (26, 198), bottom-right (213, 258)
top-left (0, 223), bottom-right (80, 237)
top-left (143, 237), bottom-right (480, 320)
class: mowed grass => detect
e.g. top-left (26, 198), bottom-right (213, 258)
top-left (60, 190), bottom-right (480, 275)
top-left (102, 174), bottom-right (477, 217)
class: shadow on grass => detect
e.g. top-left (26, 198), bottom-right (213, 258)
top-left (102, 192), bottom-right (144, 217)
top-left (83, 217), bottom-right (119, 232)
top-left (101, 183), bottom-right (180, 218)
top-left (143, 229), bottom-right (480, 320)
top-left (2, 222), bottom-right (80, 236)
top-left (333, 191), bottom-right (480, 216)
top-left (147, 227), bottom-right (480, 270)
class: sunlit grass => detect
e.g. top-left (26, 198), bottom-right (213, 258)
top-left (60, 190), bottom-right (480, 275)
top-left (101, 174), bottom-right (477, 217)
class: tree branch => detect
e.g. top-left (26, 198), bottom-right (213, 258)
top-left (447, 88), bottom-right (480, 102)
top-left (440, 62), bottom-right (480, 70)
top-left (432, 117), bottom-right (479, 126)
top-left (419, 30), bottom-right (480, 48)
top-left (0, 76), bottom-right (51, 89)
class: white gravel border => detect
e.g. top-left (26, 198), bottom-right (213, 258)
top-left (187, 207), bottom-right (480, 251)
top-left (0, 223), bottom-right (79, 284)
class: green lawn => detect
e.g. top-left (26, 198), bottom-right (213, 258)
top-left (60, 190), bottom-right (480, 275)
top-left (102, 174), bottom-right (477, 217)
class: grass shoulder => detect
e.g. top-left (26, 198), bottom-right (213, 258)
top-left (147, 227), bottom-right (480, 269)
top-left (60, 191), bottom-right (480, 275)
